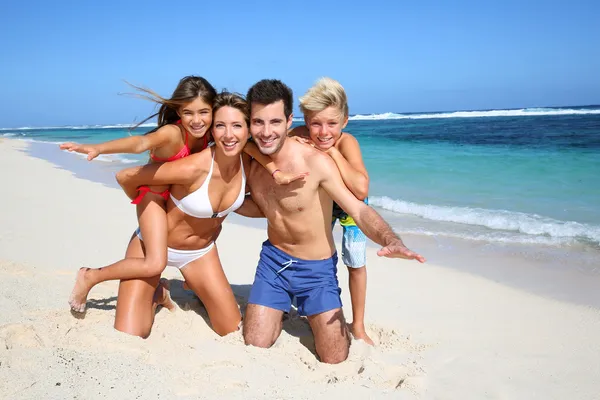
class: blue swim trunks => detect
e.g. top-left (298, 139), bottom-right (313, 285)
top-left (248, 240), bottom-right (342, 317)
top-left (332, 197), bottom-right (368, 268)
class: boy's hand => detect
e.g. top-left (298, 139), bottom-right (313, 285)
top-left (59, 142), bottom-right (100, 161)
top-left (291, 136), bottom-right (339, 157)
top-left (291, 136), bottom-right (315, 147)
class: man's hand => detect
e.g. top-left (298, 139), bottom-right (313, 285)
top-left (59, 142), bottom-right (100, 161)
top-left (377, 242), bottom-right (426, 263)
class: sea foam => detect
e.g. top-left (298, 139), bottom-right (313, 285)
top-left (349, 107), bottom-right (600, 121)
top-left (370, 196), bottom-right (600, 245)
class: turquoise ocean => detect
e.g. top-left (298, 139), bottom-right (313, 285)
top-left (3, 105), bottom-right (600, 272)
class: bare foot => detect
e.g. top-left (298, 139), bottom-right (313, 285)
top-left (68, 268), bottom-right (93, 314)
top-left (350, 323), bottom-right (375, 346)
top-left (155, 278), bottom-right (175, 311)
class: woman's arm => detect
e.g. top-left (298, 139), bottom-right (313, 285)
top-left (235, 195), bottom-right (265, 218)
top-left (327, 134), bottom-right (369, 200)
top-left (59, 125), bottom-right (178, 160)
top-left (116, 152), bottom-right (205, 199)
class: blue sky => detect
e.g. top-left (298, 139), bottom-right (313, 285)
top-left (1, 0), bottom-right (599, 127)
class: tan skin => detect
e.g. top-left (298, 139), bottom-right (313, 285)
top-left (114, 105), bottom-right (253, 338)
top-left (290, 106), bottom-right (374, 345)
top-left (63, 97), bottom-right (214, 313)
top-left (238, 100), bottom-right (424, 364)
top-left (62, 99), bottom-right (304, 313)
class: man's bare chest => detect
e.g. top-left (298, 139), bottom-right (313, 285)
top-left (250, 173), bottom-right (313, 214)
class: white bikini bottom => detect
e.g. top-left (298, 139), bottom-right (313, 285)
top-left (135, 228), bottom-right (214, 270)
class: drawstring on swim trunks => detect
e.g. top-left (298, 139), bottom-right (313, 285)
top-left (276, 259), bottom-right (297, 274)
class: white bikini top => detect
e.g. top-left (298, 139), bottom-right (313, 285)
top-left (170, 151), bottom-right (246, 219)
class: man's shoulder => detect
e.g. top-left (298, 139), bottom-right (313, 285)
top-left (247, 157), bottom-right (263, 176)
top-left (304, 145), bottom-right (336, 171)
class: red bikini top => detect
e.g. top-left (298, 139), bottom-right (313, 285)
top-left (150, 121), bottom-right (208, 162)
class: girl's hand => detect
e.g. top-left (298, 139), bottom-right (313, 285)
top-left (59, 142), bottom-right (100, 161)
top-left (272, 170), bottom-right (310, 185)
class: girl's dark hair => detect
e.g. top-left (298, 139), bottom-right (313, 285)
top-left (212, 92), bottom-right (249, 126)
top-left (126, 76), bottom-right (217, 132)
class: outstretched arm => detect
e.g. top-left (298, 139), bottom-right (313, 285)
top-left (116, 152), bottom-right (204, 199)
top-left (59, 125), bottom-right (177, 161)
top-left (243, 141), bottom-right (308, 185)
top-left (315, 155), bottom-right (424, 262)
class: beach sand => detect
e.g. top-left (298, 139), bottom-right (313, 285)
top-left (1, 138), bottom-right (599, 399)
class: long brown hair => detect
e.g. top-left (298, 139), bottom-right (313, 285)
top-left (125, 76), bottom-right (217, 133)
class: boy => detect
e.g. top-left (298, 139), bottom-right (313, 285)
top-left (291, 77), bottom-right (373, 345)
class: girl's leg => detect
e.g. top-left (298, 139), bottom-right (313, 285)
top-left (180, 244), bottom-right (241, 336)
top-left (69, 192), bottom-right (168, 312)
top-left (113, 234), bottom-right (174, 338)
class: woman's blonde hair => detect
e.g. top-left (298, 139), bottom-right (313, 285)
top-left (299, 77), bottom-right (348, 119)
top-left (212, 91), bottom-right (249, 125)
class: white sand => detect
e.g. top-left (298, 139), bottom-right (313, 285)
top-left (1, 138), bottom-right (599, 399)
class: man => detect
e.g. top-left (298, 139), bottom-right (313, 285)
top-left (237, 79), bottom-right (425, 364)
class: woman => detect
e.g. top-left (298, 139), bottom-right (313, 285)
top-left (114, 92), bottom-right (256, 338)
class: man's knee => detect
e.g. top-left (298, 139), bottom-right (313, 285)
top-left (317, 324), bottom-right (350, 364)
top-left (319, 345), bottom-right (349, 364)
top-left (243, 322), bottom-right (280, 348)
top-left (309, 308), bottom-right (350, 364)
top-left (243, 330), bottom-right (275, 348)
top-left (242, 312), bottom-right (282, 348)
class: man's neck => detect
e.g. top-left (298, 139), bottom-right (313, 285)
top-left (269, 138), bottom-right (292, 164)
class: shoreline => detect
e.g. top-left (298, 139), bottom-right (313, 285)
top-left (2, 137), bottom-right (600, 399)
top-left (20, 138), bottom-right (600, 309)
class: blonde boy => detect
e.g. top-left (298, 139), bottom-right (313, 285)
top-left (292, 77), bottom-right (373, 345)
